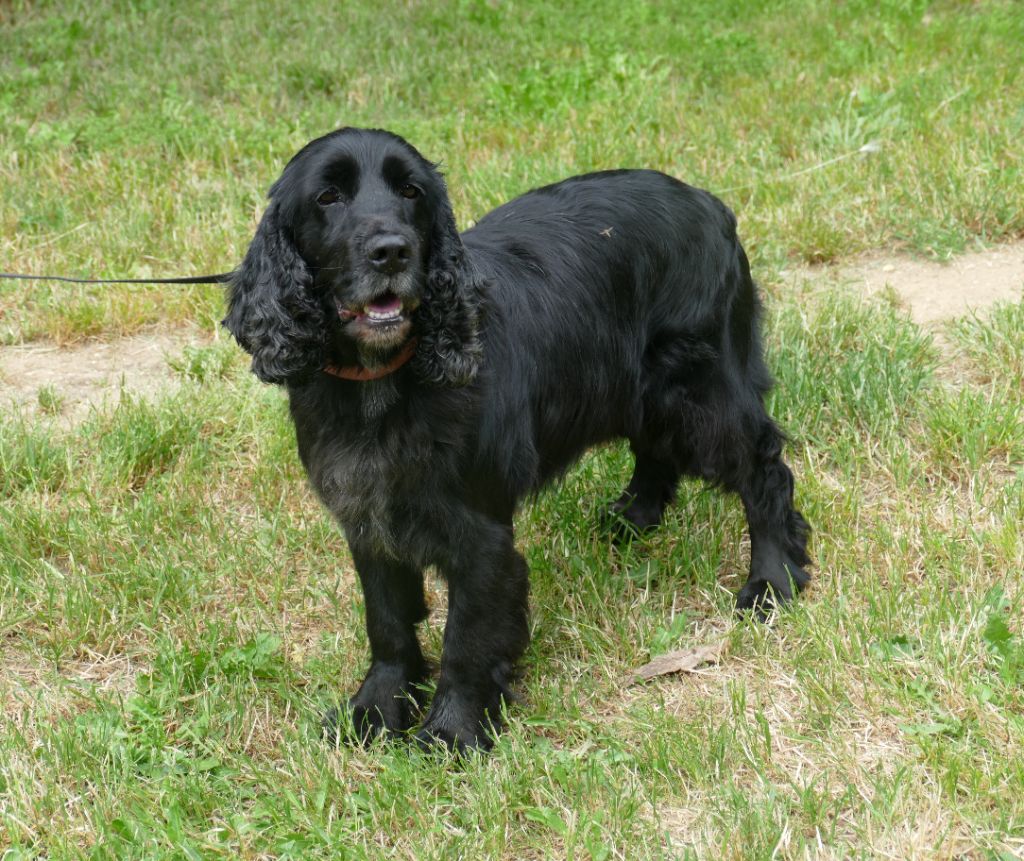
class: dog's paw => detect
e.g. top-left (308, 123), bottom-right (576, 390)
top-left (604, 496), bottom-right (664, 543)
top-left (413, 718), bottom-right (492, 754)
top-left (414, 690), bottom-right (497, 754)
top-left (735, 556), bottom-right (810, 621)
top-left (322, 662), bottom-right (425, 746)
top-left (320, 694), bottom-right (417, 748)
top-left (321, 704), bottom-right (363, 746)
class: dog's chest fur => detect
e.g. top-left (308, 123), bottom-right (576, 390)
top-left (289, 380), bottom-right (475, 561)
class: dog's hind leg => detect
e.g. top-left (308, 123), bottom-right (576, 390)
top-left (609, 443), bottom-right (679, 536)
top-left (728, 418), bottom-right (811, 616)
top-left (653, 364), bottom-right (810, 616)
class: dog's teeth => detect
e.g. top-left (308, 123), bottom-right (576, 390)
top-left (365, 309), bottom-right (402, 321)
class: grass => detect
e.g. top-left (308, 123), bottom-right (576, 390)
top-left (2, 0), bottom-right (1023, 343)
top-left (2, 0), bottom-right (1024, 858)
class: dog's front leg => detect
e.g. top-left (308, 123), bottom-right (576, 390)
top-left (323, 546), bottom-right (429, 744)
top-left (416, 522), bottom-right (530, 752)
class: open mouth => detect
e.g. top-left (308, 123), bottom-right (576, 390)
top-left (338, 292), bottom-right (412, 326)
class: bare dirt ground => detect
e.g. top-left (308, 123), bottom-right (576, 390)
top-left (809, 240), bottom-right (1024, 325)
top-left (0, 329), bottom-right (210, 423)
top-left (2, 242), bottom-right (1022, 422)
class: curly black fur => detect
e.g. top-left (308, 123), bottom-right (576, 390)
top-left (224, 127), bottom-right (811, 751)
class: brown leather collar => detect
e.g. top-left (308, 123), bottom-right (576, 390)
top-left (322, 338), bottom-right (418, 382)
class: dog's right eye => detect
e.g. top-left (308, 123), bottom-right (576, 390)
top-left (317, 187), bottom-right (343, 206)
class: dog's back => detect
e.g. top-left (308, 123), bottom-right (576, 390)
top-left (462, 169), bottom-right (760, 491)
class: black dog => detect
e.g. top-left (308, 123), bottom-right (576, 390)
top-left (224, 127), bottom-right (810, 751)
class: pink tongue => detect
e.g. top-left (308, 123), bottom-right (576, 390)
top-left (367, 294), bottom-right (402, 314)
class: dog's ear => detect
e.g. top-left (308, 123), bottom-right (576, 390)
top-left (222, 202), bottom-right (326, 384)
top-left (412, 180), bottom-right (483, 387)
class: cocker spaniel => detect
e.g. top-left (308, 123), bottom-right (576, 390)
top-left (224, 127), bottom-right (811, 751)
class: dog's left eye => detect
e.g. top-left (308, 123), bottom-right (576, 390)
top-left (317, 187), bottom-right (343, 206)
top-left (399, 184), bottom-right (421, 200)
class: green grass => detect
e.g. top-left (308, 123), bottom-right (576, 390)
top-left (2, 0), bottom-right (1023, 342)
top-left (2, 0), bottom-right (1024, 858)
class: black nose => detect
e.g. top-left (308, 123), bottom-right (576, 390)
top-left (366, 234), bottom-right (411, 274)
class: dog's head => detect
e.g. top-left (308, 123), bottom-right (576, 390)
top-left (223, 128), bottom-right (482, 386)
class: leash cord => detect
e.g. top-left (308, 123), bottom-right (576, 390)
top-left (0, 271), bottom-right (234, 285)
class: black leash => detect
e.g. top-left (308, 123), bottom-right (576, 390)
top-left (0, 271), bottom-right (234, 284)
